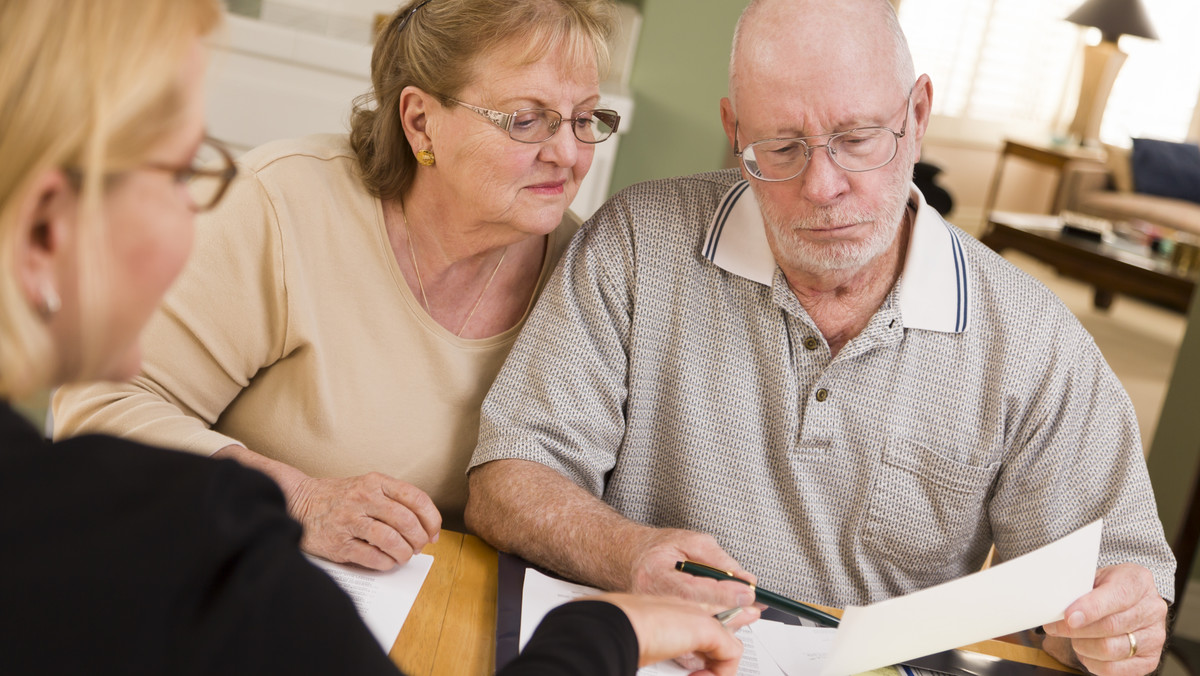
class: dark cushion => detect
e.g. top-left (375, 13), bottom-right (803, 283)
top-left (1130, 137), bottom-right (1200, 205)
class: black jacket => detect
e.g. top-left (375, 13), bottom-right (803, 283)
top-left (0, 402), bottom-right (637, 675)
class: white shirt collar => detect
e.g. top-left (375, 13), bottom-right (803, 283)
top-left (701, 180), bottom-right (970, 333)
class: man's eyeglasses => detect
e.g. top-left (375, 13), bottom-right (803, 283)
top-left (447, 98), bottom-right (621, 145)
top-left (734, 86), bottom-right (914, 182)
top-left (146, 136), bottom-right (238, 212)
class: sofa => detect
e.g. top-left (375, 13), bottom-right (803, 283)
top-left (1060, 138), bottom-right (1200, 241)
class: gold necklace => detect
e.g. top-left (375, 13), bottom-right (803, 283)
top-left (400, 201), bottom-right (508, 337)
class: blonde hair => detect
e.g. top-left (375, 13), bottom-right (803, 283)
top-left (350, 0), bottom-right (616, 203)
top-left (0, 0), bottom-right (222, 399)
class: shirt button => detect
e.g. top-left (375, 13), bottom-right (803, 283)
top-left (815, 388), bottom-right (829, 402)
top-left (803, 337), bottom-right (820, 351)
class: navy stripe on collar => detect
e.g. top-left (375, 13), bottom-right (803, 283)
top-left (704, 181), bottom-right (750, 260)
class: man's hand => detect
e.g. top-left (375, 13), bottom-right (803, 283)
top-left (590, 592), bottom-right (760, 676)
top-left (628, 528), bottom-right (758, 608)
top-left (1042, 564), bottom-right (1168, 676)
top-left (289, 472), bottom-right (442, 570)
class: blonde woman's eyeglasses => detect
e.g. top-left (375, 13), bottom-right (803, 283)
top-left (145, 136), bottom-right (238, 213)
top-left (68, 136), bottom-right (238, 213)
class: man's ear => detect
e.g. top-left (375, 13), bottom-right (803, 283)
top-left (909, 73), bottom-right (933, 162)
top-left (13, 168), bottom-right (76, 315)
top-left (720, 97), bottom-right (737, 152)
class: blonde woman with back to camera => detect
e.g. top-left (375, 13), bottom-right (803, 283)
top-left (54, 0), bottom-right (621, 569)
top-left (0, 0), bottom-right (400, 671)
top-left (0, 1), bottom-right (756, 673)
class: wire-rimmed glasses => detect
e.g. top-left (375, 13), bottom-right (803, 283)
top-left (447, 98), bottom-right (621, 144)
top-left (734, 87), bottom-right (915, 182)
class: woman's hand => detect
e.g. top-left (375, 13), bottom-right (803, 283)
top-left (289, 472), bottom-right (442, 570)
top-left (591, 592), bottom-right (758, 676)
top-left (213, 444), bottom-right (441, 570)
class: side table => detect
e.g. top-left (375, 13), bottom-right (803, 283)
top-left (983, 139), bottom-right (1106, 216)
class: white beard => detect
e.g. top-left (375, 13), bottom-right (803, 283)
top-left (755, 164), bottom-right (912, 274)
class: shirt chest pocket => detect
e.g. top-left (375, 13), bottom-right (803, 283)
top-left (863, 438), bottom-right (999, 571)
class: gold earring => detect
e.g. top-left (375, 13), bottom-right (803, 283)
top-left (416, 149), bottom-right (435, 166)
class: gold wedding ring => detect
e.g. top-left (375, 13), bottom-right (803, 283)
top-left (1127, 632), bottom-right (1138, 659)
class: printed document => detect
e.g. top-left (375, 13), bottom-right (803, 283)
top-left (307, 553), bottom-right (434, 651)
top-left (518, 519), bottom-right (1101, 675)
top-left (520, 568), bottom-right (835, 675)
top-left (819, 519), bottom-right (1102, 675)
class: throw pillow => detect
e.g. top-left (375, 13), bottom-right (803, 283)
top-left (1130, 137), bottom-right (1200, 205)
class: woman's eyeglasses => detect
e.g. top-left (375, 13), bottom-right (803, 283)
top-left (67, 136), bottom-right (239, 213)
top-left (144, 136), bottom-right (238, 212)
top-left (447, 98), bottom-right (621, 145)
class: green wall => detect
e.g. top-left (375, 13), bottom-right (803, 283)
top-left (610, 0), bottom-right (747, 193)
top-left (1149, 292), bottom-right (1200, 583)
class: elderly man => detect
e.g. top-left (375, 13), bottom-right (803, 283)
top-left (465, 1), bottom-right (1174, 674)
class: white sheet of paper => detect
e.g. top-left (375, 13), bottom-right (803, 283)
top-left (819, 519), bottom-right (1103, 676)
top-left (521, 568), bottom-right (796, 675)
top-left (751, 620), bottom-right (838, 675)
top-left (306, 553), bottom-right (434, 651)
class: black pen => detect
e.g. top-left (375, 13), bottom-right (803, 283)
top-left (675, 560), bottom-right (841, 628)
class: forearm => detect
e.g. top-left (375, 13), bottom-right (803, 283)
top-left (212, 444), bottom-right (311, 516)
top-left (53, 379), bottom-right (240, 454)
top-left (466, 459), bottom-right (657, 591)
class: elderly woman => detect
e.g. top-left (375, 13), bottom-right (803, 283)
top-left (54, 0), bottom-right (621, 569)
top-left (1, 1), bottom-right (753, 673)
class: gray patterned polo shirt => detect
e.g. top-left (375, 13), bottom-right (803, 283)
top-left (471, 169), bottom-right (1175, 606)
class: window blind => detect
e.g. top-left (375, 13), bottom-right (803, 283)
top-left (897, 0), bottom-right (1200, 145)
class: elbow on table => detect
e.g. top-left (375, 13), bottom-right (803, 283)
top-left (463, 461), bottom-right (502, 539)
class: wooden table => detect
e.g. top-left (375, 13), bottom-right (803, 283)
top-left (981, 210), bottom-right (1196, 312)
top-left (389, 531), bottom-right (498, 675)
top-left (983, 139), bottom-right (1106, 216)
top-left (385, 530), bottom-right (1075, 675)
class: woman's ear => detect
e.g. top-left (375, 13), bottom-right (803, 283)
top-left (14, 168), bottom-right (77, 318)
top-left (398, 85), bottom-right (438, 151)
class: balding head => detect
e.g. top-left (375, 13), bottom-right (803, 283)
top-left (729, 0), bottom-right (913, 107)
top-left (717, 0), bottom-right (931, 280)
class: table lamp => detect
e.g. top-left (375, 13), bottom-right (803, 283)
top-left (1064, 0), bottom-right (1158, 147)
